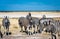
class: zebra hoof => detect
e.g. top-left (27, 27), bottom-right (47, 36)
top-left (1, 34), bottom-right (3, 38)
top-left (20, 31), bottom-right (22, 32)
top-left (6, 32), bottom-right (9, 35)
top-left (28, 32), bottom-right (30, 35)
top-left (6, 32), bottom-right (12, 35)
top-left (23, 31), bottom-right (26, 32)
top-left (36, 32), bottom-right (38, 33)
top-left (33, 31), bottom-right (36, 34)
top-left (31, 33), bottom-right (33, 35)
top-left (38, 30), bottom-right (42, 33)
top-left (25, 31), bottom-right (28, 34)
top-left (29, 33), bottom-right (30, 35)
top-left (9, 32), bottom-right (12, 35)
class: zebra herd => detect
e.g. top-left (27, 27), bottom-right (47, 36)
top-left (0, 13), bottom-right (60, 39)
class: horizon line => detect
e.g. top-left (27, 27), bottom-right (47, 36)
top-left (0, 10), bottom-right (60, 12)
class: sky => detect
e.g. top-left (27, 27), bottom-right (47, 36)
top-left (0, 0), bottom-right (60, 11)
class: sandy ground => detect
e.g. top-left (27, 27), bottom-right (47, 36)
top-left (0, 12), bottom-right (60, 18)
top-left (0, 33), bottom-right (52, 39)
top-left (0, 32), bottom-right (59, 39)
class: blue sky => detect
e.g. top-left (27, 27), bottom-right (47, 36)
top-left (0, 0), bottom-right (60, 11)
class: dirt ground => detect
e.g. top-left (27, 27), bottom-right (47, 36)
top-left (0, 32), bottom-right (60, 39)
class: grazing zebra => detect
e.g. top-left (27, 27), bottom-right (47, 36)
top-left (18, 17), bottom-right (40, 35)
top-left (39, 18), bottom-right (58, 39)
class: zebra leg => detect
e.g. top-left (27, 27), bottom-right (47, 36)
top-left (51, 33), bottom-right (57, 39)
top-left (30, 25), bottom-right (33, 35)
top-left (23, 26), bottom-right (27, 33)
top-left (5, 25), bottom-right (11, 35)
top-left (3, 27), bottom-right (6, 34)
top-left (20, 26), bottom-right (23, 32)
top-left (27, 25), bottom-right (32, 35)
top-left (4, 26), bottom-right (7, 35)
top-left (0, 31), bottom-right (3, 38)
top-left (36, 25), bottom-right (38, 29)
top-left (6, 25), bottom-right (9, 35)
top-left (7, 26), bottom-right (9, 32)
top-left (37, 25), bottom-right (39, 32)
top-left (33, 25), bottom-right (37, 34)
top-left (36, 25), bottom-right (38, 33)
top-left (52, 34), bottom-right (56, 39)
top-left (6, 25), bottom-right (11, 35)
